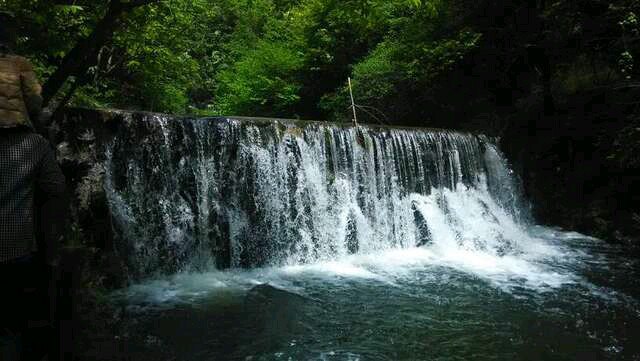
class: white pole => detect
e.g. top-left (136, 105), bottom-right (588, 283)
top-left (348, 77), bottom-right (358, 127)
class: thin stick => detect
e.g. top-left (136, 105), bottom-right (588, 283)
top-left (356, 105), bottom-right (390, 125)
top-left (348, 77), bottom-right (358, 127)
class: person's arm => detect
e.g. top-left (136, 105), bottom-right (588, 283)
top-left (18, 57), bottom-right (43, 121)
top-left (37, 143), bottom-right (67, 266)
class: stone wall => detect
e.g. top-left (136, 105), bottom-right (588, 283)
top-left (50, 108), bottom-right (171, 285)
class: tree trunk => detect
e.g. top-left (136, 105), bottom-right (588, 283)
top-left (41, 0), bottom-right (158, 111)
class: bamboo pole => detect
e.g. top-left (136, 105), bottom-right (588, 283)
top-left (348, 77), bottom-right (358, 127)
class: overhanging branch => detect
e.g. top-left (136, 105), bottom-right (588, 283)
top-left (41, 0), bottom-right (160, 112)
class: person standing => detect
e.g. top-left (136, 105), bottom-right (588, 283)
top-left (0, 11), bottom-right (67, 361)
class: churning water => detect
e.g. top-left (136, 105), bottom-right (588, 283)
top-left (102, 115), bottom-right (640, 360)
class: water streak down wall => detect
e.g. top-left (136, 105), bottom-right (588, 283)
top-left (99, 113), bottom-right (528, 278)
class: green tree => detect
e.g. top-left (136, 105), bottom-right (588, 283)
top-left (214, 40), bottom-right (304, 116)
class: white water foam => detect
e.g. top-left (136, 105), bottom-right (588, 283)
top-left (105, 116), bottom-right (603, 308)
top-left (118, 223), bottom-right (585, 309)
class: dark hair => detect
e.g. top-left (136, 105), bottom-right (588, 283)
top-left (0, 11), bottom-right (16, 53)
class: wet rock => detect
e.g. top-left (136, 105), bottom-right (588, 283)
top-left (243, 284), bottom-right (309, 351)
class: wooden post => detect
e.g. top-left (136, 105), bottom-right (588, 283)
top-left (348, 77), bottom-right (358, 127)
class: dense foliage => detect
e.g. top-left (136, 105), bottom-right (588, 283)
top-left (0, 0), bottom-right (637, 119)
top-left (0, 0), bottom-right (483, 119)
top-left (1, 0), bottom-right (636, 119)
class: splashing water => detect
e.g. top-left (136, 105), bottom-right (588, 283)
top-left (106, 116), bottom-right (534, 275)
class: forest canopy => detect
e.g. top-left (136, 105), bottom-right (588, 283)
top-left (1, 0), bottom-right (638, 127)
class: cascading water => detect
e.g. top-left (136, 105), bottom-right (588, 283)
top-left (105, 114), bottom-right (530, 277)
top-left (96, 114), bottom-right (640, 361)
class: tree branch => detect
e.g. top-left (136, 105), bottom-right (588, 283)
top-left (41, 0), bottom-right (160, 113)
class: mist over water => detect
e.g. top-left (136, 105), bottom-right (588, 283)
top-left (102, 115), bottom-right (640, 360)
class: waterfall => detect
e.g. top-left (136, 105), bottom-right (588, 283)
top-left (105, 115), bottom-right (529, 278)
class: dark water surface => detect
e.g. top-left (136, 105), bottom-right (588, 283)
top-left (107, 227), bottom-right (640, 361)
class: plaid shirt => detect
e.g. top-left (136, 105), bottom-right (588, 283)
top-left (0, 128), bottom-right (65, 263)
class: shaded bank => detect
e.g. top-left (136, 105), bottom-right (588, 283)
top-left (499, 88), bottom-right (640, 249)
